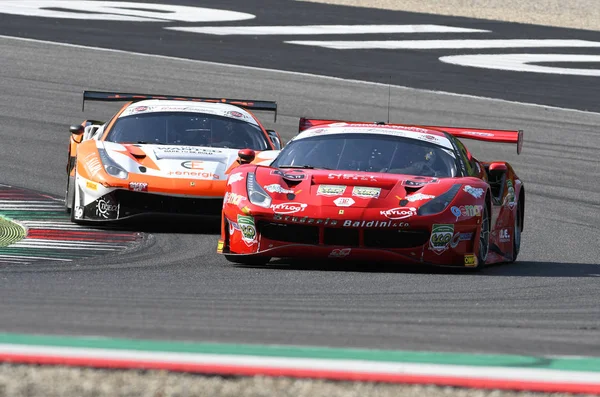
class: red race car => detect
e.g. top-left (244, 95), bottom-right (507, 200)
top-left (217, 118), bottom-right (524, 269)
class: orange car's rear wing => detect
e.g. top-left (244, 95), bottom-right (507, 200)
top-left (298, 118), bottom-right (523, 155)
top-left (82, 90), bottom-right (278, 121)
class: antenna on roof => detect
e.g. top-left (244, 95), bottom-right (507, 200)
top-left (386, 76), bottom-right (392, 124)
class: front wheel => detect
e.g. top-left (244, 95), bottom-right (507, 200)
top-left (511, 200), bottom-right (523, 263)
top-left (477, 203), bottom-right (490, 266)
top-left (64, 175), bottom-right (75, 213)
top-left (224, 255), bottom-right (271, 265)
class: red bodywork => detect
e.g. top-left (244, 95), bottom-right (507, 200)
top-left (218, 120), bottom-right (524, 268)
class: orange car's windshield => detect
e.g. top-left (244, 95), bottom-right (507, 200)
top-left (106, 112), bottom-right (269, 150)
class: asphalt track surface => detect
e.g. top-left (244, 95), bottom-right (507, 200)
top-left (1, 34), bottom-right (600, 358)
top-left (1, 0), bottom-right (600, 112)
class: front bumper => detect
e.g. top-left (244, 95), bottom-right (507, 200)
top-left (73, 180), bottom-right (223, 222)
top-left (222, 215), bottom-right (479, 266)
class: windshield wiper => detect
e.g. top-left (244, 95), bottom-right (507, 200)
top-left (277, 165), bottom-right (333, 170)
top-left (136, 141), bottom-right (167, 145)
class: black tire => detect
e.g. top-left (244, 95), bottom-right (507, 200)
top-left (477, 203), bottom-right (490, 267)
top-left (64, 175), bottom-right (75, 213)
top-left (224, 254), bottom-right (271, 265)
top-left (511, 200), bottom-right (523, 263)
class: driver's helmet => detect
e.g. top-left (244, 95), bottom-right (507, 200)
top-left (390, 145), bottom-right (435, 170)
top-left (170, 116), bottom-right (211, 146)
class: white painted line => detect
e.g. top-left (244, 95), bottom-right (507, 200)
top-left (1, 344), bottom-right (599, 384)
top-left (167, 24), bottom-right (490, 36)
top-left (1, 35), bottom-right (599, 116)
top-left (12, 240), bottom-right (126, 247)
top-left (10, 243), bottom-right (118, 250)
top-left (286, 39), bottom-right (600, 50)
top-left (440, 54), bottom-right (600, 76)
top-left (0, 200), bottom-right (58, 204)
top-left (0, 255), bottom-right (71, 261)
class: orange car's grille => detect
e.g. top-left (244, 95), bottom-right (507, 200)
top-left (115, 190), bottom-right (223, 218)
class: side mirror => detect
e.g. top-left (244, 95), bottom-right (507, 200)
top-left (266, 129), bottom-right (283, 150)
top-left (489, 162), bottom-right (508, 172)
top-left (70, 125), bottom-right (84, 135)
top-left (238, 148), bottom-right (256, 164)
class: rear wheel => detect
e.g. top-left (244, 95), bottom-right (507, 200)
top-left (477, 203), bottom-right (490, 266)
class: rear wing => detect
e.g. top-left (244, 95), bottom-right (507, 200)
top-left (82, 90), bottom-right (278, 121)
top-left (298, 118), bottom-right (523, 155)
top-left (422, 125), bottom-right (523, 155)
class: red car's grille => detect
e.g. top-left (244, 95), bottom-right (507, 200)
top-left (259, 221), bottom-right (430, 250)
top-left (363, 229), bottom-right (430, 249)
top-left (258, 222), bottom-right (319, 245)
top-left (323, 228), bottom-right (359, 247)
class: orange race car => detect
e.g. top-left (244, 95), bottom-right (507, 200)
top-left (65, 91), bottom-right (282, 223)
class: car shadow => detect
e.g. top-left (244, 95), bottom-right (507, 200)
top-left (87, 215), bottom-right (221, 234)
top-left (235, 259), bottom-right (600, 277)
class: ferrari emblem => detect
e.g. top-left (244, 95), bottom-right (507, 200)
top-left (338, 210), bottom-right (344, 215)
top-left (190, 182), bottom-right (196, 187)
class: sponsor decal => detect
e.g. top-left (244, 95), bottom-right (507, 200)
top-left (451, 206), bottom-right (462, 219)
top-left (328, 173), bottom-right (377, 182)
top-left (167, 170), bottom-right (219, 179)
top-left (271, 202), bottom-right (307, 214)
top-left (450, 232), bottom-right (461, 248)
top-left (450, 231), bottom-right (475, 248)
top-left (308, 128), bottom-right (326, 134)
top-left (429, 224), bottom-right (454, 254)
top-left (272, 214), bottom-right (409, 228)
top-left (459, 232), bottom-right (473, 241)
top-left (271, 169), bottom-right (306, 180)
top-left (343, 220), bottom-right (409, 228)
top-left (228, 220), bottom-right (240, 236)
top-left (86, 181), bottom-right (98, 191)
top-left (499, 228), bottom-right (511, 243)
top-left (403, 178), bottom-right (439, 187)
top-left (317, 185), bottom-right (346, 196)
top-left (352, 186), bottom-right (381, 199)
top-left (274, 214), bottom-right (338, 226)
top-left (464, 254), bottom-right (478, 267)
top-left (226, 110), bottom-right (244, 118)
top-left (329, 248), bottom-right (351, 258)
top-left (462, 131), bottom-right (494, 137)
top-left (84, 153), bottom-right (103, 176)
top-left (333, 197), bottom-right (355, 207)
top-left (74, 205), bottom-right (84, 219)
top-left (128, 182), bottom-right (148, 192)
top-left (217, 240), bottom-right (224, 253)
top-left (464, 185), bottom-right (484, 199)
top-left (95, 198), bottom-right (118, 219)
top-left (450, 205), bottom-right (483, 221)
top-left (405, 193), bottom-right (435, 202)
top-left (227, 172), bottom-right (244, 185)
top-left (181, 161), bottom-right (204, 170)
top-left (226, 192), bottom-right (246, 206)
top-left (506, 180), bottom-right (516, 208)
top-left (133, 106), bottom-right (148, 113)
top-left (159, 147), bottom-right (222, 155)
top-left (380, 207), bottom-right (417, 220)
top-left (264, 184), bottom-right (294, 194)
top-left (237, 215), bottom-right (257, 246)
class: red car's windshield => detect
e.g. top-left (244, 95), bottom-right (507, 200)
top-left (106, 112), bottom-right (269, 150)
top-left (272, 134), bottom-right (458, 177)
